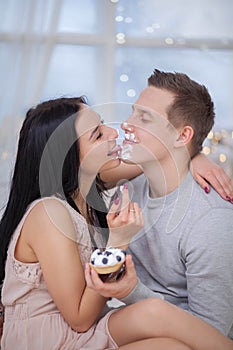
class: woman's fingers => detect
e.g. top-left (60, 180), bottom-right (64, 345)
top-left (119, 185), bottom-right (131, 222)
top-left (107, 184), bottom-right (144, 247)
top-left (84, 263), bottom-right (93, 287)
top-left (209, 168), bottom-right (233, 201)
top-left (191, 153), bottom-right (233, 202)
top-left (85, 263), bottom-right (106, 290)
top-left (107, 196), bottom-right (121, 218)
top-left (133, 202), bottom-right (144, 226)
top-left (86, 254), bottom-right (138, 299)
top-left (195, 171), bottom-right (233, 202)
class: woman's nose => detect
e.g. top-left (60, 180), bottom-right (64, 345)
top-left (106, 125), bottom-right (119, 139)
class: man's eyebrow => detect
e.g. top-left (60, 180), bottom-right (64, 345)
top-left (133, 104), bottom-right (168, 122)
top-left (133, 105), bottom-right (154, 117)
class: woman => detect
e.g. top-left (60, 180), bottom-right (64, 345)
top-left (0, 97), bottom-right (232, 349)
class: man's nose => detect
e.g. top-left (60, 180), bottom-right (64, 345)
top-left (121, 121), bottom-right (134, 132)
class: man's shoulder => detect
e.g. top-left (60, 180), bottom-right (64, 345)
top-left (190, 177), bottom-right (233, 212)
top-left (167, 174), bottom-right (233, 235)
top-left (183, 177), bottom-right (233, 238)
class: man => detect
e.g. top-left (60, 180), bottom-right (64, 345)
top-left (116, 69), bottom-right (233, 339)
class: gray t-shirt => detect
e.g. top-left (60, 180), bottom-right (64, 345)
top-left (121, 172), bottom-right (233, 338)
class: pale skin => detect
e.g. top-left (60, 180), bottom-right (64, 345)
top-left (16, 189), bottom-right (233, 350)
top-left (1, 125), bottom-right (232, 344)
top-left (13, 106), bottom-right (233, 349)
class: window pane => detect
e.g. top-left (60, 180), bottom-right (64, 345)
top-left (115, 0), bottom-right (233, 39)
top-left (42, 44), bottom-right (98, 105)
top-left (115, 47), bottom-right (233, 129)
top-left (58, 0), bottom-right (100, 33)
top-left (0, 0), bottom-right (54, 34)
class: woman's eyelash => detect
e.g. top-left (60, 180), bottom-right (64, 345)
top-left (96, 131), bottom-right (103, 139)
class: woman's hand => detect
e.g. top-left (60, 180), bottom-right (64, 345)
top-left (191, 153), bottom-right (233, 203)
top-left (106, 184), bottom-right (144, 248)
top-left (85, 254), bottom-right (138, 299)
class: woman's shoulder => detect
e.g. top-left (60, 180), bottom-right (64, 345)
top-left (24, 197), bottom-right (77, 242)
top-left (27, 197), bottom-right (71, 220)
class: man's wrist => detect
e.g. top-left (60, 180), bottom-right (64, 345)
top-left (120, 279), bottom-right (164, 305)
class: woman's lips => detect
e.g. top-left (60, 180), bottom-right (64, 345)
top-left (107, 144), bottom-right (122, 157)
top-left (107, 132), bottom-right (139, 158)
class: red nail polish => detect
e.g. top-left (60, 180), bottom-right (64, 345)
top-left (226, 195), bottom-right (231, 201)
top-left (123, 183), bottom-right (128, 189)
top-left (114, 197), bottom-right (120, 205)
top-left (204, 187), bottom-right (209, 194)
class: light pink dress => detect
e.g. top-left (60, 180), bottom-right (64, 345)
top-left (1, 197), bottom-right (118, 350)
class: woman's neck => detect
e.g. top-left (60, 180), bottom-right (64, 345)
top-left (72, 190), bottom-right (89, 219)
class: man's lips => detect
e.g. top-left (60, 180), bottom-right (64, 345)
top-left (124, 133), bottom-right (139, 143)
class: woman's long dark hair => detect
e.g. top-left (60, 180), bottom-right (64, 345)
top-left (0, 97), bottom-right (108, 294)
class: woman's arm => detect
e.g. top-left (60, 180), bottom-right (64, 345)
top-left (190, 153), bottom-right (233, 201)
top-left (0, 301), bottom-right (3, 342)
top-left (100, 154), bottom-right (233, 202)
top-left (86, 187), bottom-right (145, 300)
top-left (100, 162), bottom-right (142, 189)
top-left (23, 199), bottom-right (107, 333)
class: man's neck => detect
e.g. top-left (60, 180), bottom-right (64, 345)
top-left (142, 156), bottom-right (189, 198)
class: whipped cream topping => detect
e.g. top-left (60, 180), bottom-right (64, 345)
top-left (125, 133), bottom-right (137, 142)
top-left (120, 143), bottom-right (133, 160)
top-left (90, 247), bottom-right (126, 267)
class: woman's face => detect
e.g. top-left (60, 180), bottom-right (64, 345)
top-left (76, 104), bottom-right (120, 176)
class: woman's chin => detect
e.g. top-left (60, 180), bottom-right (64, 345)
top-left (99, 158), bottom-right (121, 173)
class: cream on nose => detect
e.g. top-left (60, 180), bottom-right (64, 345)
top-left (122, 122), bottom-right (133, 132)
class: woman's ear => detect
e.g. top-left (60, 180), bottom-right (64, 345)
top-left (174, 126), bottom-right (194, 148)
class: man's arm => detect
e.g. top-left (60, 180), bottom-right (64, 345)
top-left (120, 278), bottom-right (164, 305)
top-left (183, 208), bottom-right (233, 335)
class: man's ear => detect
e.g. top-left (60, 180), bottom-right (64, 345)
top-left (174, 126), bottom-right (194, 148)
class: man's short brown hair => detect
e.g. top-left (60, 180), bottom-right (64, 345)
top-left (148, 69), bottom-right (215, 158)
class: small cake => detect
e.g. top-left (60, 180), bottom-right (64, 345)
top-left (89, 247), bottom-right (126, 282)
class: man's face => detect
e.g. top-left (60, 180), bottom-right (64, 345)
top-left (121, 86), bottom-right (179, 167)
